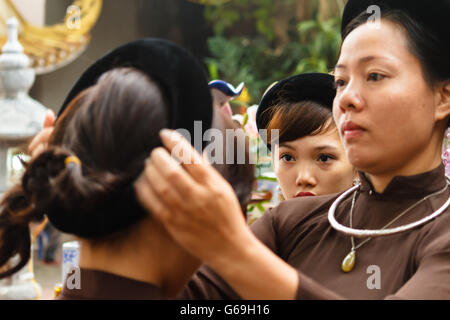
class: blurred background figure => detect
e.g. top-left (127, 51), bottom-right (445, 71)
top-left (38, 222), bottom-right (61, 265)
top-left (256, 73), bottom-right (356, 201)
top-left (209, 80), bottom-right (244, 118)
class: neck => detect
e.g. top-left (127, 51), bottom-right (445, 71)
top-left (365, 129), bottom-right (445, 193)
top-left (78, 216), bottom-right (200, 298)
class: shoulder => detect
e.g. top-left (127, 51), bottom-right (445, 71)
top-left (267, 193), bottom-right (340, 231)
top-left (416, 203), bottom-right (450, 256)
top-left (250, 193), bottom-right (340, 248)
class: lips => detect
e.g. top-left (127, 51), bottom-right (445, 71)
top-left (341, 121), bottom-right (365, 140)
top-left (295, 192), bottom-right (316, 198)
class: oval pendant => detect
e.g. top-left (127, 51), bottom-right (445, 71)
top-left (341, 250), bottom-right (356, 272)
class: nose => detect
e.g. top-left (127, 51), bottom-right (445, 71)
top-left (335, 81), bottom-right (365, 114)
top-left (295, 165), bottom-right (317, 189)
top-left (221, 102), bottom-right (233, 117)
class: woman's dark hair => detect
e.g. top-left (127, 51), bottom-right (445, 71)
top-left (266, 100), bottom-right (334, 145)
top-left (0, 67), bottom-right (255, 279)
top-left (0, 67), bottom-right (169, 278)
top-left (342, 9), bottom-right (448, 86)
top-left (210, 109), bottom-right (254, 214)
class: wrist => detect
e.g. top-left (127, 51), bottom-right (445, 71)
top-left (207, 227), bottom-right (299, 299)
top-left (206, 222), bottom-right (257, 272)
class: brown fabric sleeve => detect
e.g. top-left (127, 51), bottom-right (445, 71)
top-left (295, 272), bottom-right (345, 300)
top-left (384, 216), bottom-right (450, 300)
top-left (179, 205), bottom-right (349, 300)
top-left (179, 241), bottom-right (450, 300)
top-left (248, 207), bottom-right (278, 251)
top-left (177, 209), bottom-right (277, 300)
top-left (181, 202), bottom-right (450, 300)
top-left (384, 251), bottom-right (450, 300)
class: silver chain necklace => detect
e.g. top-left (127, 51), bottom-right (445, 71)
top-left (327, 182), bottom-right (450, 272)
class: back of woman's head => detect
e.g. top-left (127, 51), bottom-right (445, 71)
top-left (266, 100), bottom-right (334, 146)
top-left (54, 67), bottom-right (168, 174)
top-left (0, 67), bottom-right (169, 278)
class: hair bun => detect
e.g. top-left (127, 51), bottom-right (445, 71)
top-left (21, 147), bottom-right (146, 239)
top-left (23, 148), bottom-right (71, 195)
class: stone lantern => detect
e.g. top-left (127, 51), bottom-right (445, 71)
top-left (0, 17), bottom-right (46, 193)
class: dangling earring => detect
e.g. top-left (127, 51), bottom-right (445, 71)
top-left (277, 185), bottom-right (285, 201)
top-left (352, 178), bottom-right (360, 186)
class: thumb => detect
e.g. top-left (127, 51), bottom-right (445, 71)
top-left (43, 109), bottom-right (56, 128)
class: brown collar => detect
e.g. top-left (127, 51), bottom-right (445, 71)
top-left (358, 164), bottom-right (447, 199)
top-left (58, 268), bottom-right (163, 300)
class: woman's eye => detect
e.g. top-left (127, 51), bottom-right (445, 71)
top-left (280, 154), bottom-right (294, 162)
top-left (334, 79), bottom-right (346, 88)
top-left (317, 154), bottom-right (334, 163)
top-left (368, 73), bottom-right (385, 82)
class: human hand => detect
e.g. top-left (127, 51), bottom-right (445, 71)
top-left (28, 109), bottom-right (55, 158)
top-left (134, 129), bottom-right (253, 265)
top-left (135, 129), bottom-right (299, 299)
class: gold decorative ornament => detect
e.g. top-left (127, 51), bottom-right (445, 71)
top-left (64, 155), bottom-right (81, 167)
top-left (341, 250), bottom-right (355, 273)
top-left (0, 0), bottom-right (102, 74)
top-left (54, 284), bottom-right (62, 298)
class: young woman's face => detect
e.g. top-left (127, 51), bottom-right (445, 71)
top-left (333, 20), bottom-right (443, 175)
top-left (273, 125), bottom-right (354, 199)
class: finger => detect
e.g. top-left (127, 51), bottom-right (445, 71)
top-left (28, 128), bottom-right (53, 156)
top-left (31, 143), bottom-right (45, 159)
top-left (43, 109), bottom-right (56, 128)
top-left (149, 147), bottom-right (197, 196)
top-left (142, 156), bottom-right (190, 210)
top-left (135, 171), bottom-right (198, 246)
top-left (202, 150), bottom-right (212, 164)
top-left (159, 129), bottom-right (204, 165)
top-left (134, 173), bottom-right (170, 222)
top-left (159, 129), bottom-right (214, 182)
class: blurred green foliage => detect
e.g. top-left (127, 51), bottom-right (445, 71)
top-left (202, 0), bottom-right (343, 105)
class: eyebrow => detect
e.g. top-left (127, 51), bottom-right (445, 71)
top-left (279, 143), bottom-right (339, 152)
top-left (279, 143), bottom-right (295, 150)
top-left (335, 56), bottom-right (387, 70)
top-left (314, 145), bottom-right (339, 152)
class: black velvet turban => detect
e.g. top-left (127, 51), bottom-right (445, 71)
top-left (58, 38), bottom-right (213, 138)
top-left (256, 72), bottom-right (336, 136)
top-left (341, 0), bottom-right (450, 78)
top-left (50, 38), bottom-right (213, 239)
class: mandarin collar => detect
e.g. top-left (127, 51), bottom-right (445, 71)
top-left (358, 164), bottom-right (447, 198)
top-left (60, 268), bottom-right (163, 300)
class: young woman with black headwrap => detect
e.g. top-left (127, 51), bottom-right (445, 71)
top-left (256, 73), bottom-right (356, 201)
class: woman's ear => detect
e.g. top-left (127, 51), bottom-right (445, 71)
top-left (434, 80), bottom-right (450, 121)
